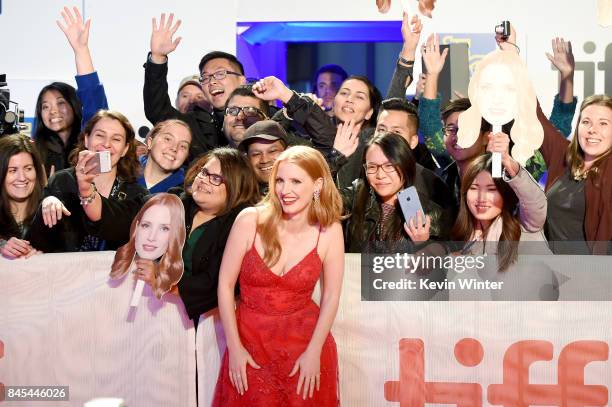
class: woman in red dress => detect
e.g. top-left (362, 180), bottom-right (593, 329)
top-left (213, 146), bottom-right (344, 406)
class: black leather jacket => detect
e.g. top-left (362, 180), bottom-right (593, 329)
top-left (341, 165), bottom-right (457, 253)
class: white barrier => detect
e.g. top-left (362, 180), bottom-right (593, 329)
top-left (0, 252), bottom-right (196, 407)
top-left (2, 252), bottom-right (611, 406)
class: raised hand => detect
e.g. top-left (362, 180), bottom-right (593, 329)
top-left (252, 76), bottom-right (293, 104)
top-left (56, 6), bottom-right (94, 74)
top-left (289, 349), bottom-right (321, 399)
top-left (333, 119), bottom-right (361, 158)
top-left (301, 93), bottom-right (324, 108)
top-left (546, 37), bottom-right (575, 79)
top-left (400, 12), bottom-right (423, 62)
top-left (150, 13), bottom-right (182, 63)
top-left (422, 34), bottom-right (448, 75)
top-left (496, 22), bottom-right (519, 54)
top-left (56, 6), bottom-right (90, 52)
top-left (403, 210), bottom-right (431, 242)
top-left (228, 345), bottom-right (261, 395)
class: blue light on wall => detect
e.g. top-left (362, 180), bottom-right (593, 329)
top-left (238, 21), bottom-right (403, 45)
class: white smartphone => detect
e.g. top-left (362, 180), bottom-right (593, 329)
top-left (397, 186), bottom-right (426, 226)
top-left (91, 151), bottom-right (111, 174)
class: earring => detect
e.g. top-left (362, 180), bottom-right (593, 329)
top-left (313, 189), bottom-right (320, 202)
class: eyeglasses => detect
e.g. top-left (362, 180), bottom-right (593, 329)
top-left (199, 69), bottom-right (242, 85)
top-left (443, 125), bottom-right (459, 137)
top-left (225, 106), bottom-right (266, 118)
top-left (363, 162), bottom-right (397, 175)
top-left (196, 167), bottom-right (225, 186)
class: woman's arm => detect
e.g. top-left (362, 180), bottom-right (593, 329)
top-left (289, 222), bottom-right (344, 398)
top-left (505, 167), bottom-right (547, 233)
top-left (489, 133), bottom-right (547, 232)
top-left (386, 13), bottom-right (422, 99)
top-left (57, 7), bottom-right (109, 126)
top-left (217, 208), bottom-right (261, 395)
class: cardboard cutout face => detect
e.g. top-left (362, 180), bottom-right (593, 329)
top-left (457, 50), bottom-right (544, 166)
top-left (110, 193), bottom-right (186, 300)
top-left (477, 64), bottom-right (518, 127)
top-left (134, 205), bottom-right (172, 260)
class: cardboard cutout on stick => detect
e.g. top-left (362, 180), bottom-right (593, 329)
top-left (110, 193), bottom-right (186, 307)
top-left (457, 50), bottom-right (544, 176)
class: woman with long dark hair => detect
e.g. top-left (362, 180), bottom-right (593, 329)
top-left (252, 74), bottom-right (382, 160)
top-left (0, 134), bottom-right (46, 259)
top-left (342, 132), bottom-right (454, 252)
top-left (451, 152), bottom-right (547, 271)
top-left (33, 82), bottom-right (83, 176)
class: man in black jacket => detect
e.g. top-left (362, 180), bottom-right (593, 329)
top-left (144, 13), bottom-right (247, 163)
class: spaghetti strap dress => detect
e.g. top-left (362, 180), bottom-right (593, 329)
top-left (212, 228), bottom-right (339, 406)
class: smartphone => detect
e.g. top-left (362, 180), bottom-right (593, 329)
top-left (91, 150), bottom-right (111, 174)
top-left (397, 186), bottom-right (426, 226)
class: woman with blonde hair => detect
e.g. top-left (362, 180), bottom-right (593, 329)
top-left (213, 146), bottom-right (344, 406)
top-left (110, 193), bottom-right (186, 299)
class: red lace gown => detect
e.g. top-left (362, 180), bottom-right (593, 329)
top-left (212, 239), bottom-right (339, 406)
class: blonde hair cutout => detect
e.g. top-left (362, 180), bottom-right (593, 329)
top-left (457, 50), bottom-right (543, 166)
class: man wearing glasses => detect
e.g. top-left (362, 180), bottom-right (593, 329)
top-left (144, 13), bottom-right (247, 163)
top-left (222, 86), bottom-right (269, 147)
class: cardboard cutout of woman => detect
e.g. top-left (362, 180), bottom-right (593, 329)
top-left (457, 50), bottom-right (544, 173)
top-left (110, 193), bottom-right (186, 303)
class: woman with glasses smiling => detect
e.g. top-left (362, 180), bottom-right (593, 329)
top-left (341, 132), bottom-right (454, 252)
top-left (174, 148), bottom-right (260, 322)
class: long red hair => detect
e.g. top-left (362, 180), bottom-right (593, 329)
top-left (110, 193), bottom-right (186, 299)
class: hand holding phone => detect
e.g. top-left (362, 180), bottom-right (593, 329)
top-left (398, 186), bottom-right (431, 242)
top-left (91, 150), bottom-right (111, 174)
top-left (397, 186), bottom-right (426, 226)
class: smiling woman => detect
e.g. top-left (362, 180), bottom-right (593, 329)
top-left (33, 82), bottom-right (83, 176)
top-left (176, 148), bottom-right (260, 321)
top-left (213, 146), bottom-right (344, 405)
top-left (539, 94), bottom-right (612, 253)
top-left (0, 134), bottom-right (46, 259)
top-left (27, 110), bottom-right (149, 253)
top-left (139, 119), bottom-right (192, 193)
top-left (341, 132), bottom-right (454, 253)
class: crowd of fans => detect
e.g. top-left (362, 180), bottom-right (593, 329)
top-left (2, 6), bottom-right (610, 403)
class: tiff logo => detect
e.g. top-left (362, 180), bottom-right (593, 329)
top-left (385, 338), bottom-right (609, 406)
top-left (558, 42), bottom-right (612, 98)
